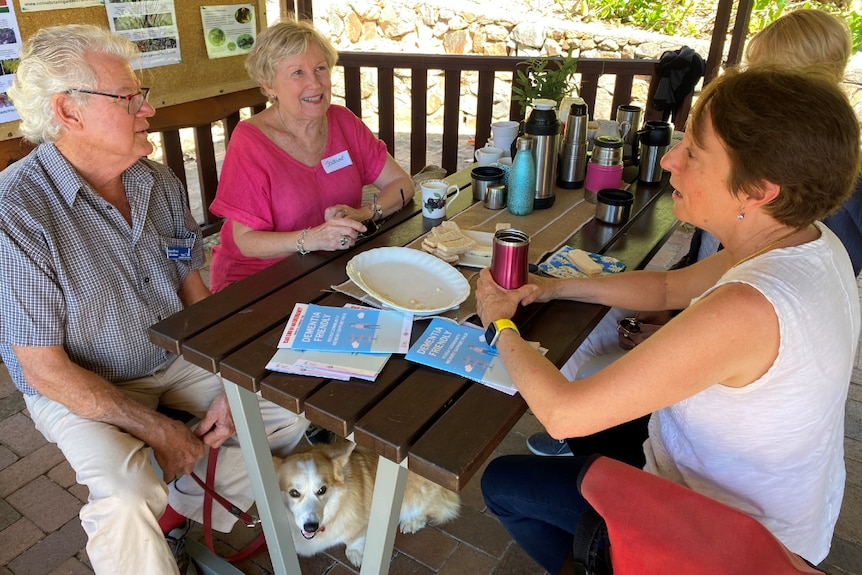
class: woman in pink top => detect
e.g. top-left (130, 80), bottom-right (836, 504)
top-left (209, 20), bottom-right (414, 292)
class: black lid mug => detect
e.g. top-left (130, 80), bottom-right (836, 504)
top-left (637, 121), bottom-right (673, 184)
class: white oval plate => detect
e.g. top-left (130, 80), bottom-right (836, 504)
top-left (347, 247), bottom-right (470, 316)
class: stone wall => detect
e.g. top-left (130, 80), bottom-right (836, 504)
top-left (297, 0), bottom-right (862, 129)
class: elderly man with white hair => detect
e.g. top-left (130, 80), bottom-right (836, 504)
top-left (0, 24), bottom-right (309, 574)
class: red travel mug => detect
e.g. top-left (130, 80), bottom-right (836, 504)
top-left (491, 229), bottom-right (530, 289)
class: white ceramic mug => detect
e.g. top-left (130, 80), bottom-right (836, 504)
top-left (596, 119), bottom-right (631, 142)
top-left (490, 121), bottom-right (520, 157)
top-left (421, 179), bottom-right (461, 218)
top-left (474, 146), bottom-right (505, 167)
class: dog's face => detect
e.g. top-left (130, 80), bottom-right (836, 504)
top-left (273, 442), bottom-right (354, 540)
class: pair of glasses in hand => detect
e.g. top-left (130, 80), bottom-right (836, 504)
top-left (355, 218), bottom-right (379, 241)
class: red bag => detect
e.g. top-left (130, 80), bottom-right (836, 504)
top-left (573, 455), bottom-right (823, 575)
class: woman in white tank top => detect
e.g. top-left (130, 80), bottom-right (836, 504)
top-left (476, 67), bottom-right (861, 572)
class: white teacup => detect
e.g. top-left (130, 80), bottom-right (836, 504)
top-left (421, 179), bottom-right (461, 219)
top-left (474, 146), bottom-right (505, 167)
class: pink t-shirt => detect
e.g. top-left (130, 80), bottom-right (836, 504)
top-left (209, 105), bottom-right (387, 292)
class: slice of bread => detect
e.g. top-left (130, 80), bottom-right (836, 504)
top-left (436, 235), bottom-right (477, 257)
top-left (421, 221), bottom-right (480, 262)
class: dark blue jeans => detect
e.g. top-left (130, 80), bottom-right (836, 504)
top-left (481, 455), bottom-right (593, 574)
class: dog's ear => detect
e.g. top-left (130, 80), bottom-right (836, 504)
top-left (329, 441), bottom-right (356, 483)
top-left (272, 456), bottom-right (283, 472)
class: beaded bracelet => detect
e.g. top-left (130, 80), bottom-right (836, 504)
top-left (296, 227), bottom-right (311, 255)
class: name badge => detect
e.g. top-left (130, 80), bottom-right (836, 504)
top-left (321, 150), bottom-right (353, 174)
top-left (166, 246), bottom-right (192, 261)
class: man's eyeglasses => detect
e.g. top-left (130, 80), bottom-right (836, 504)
top-left (66, 87), bottom-right (151, 114)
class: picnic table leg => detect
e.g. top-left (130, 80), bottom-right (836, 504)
top-left (222, 382), bottom-right (301, 575)
top-left (360, 456), bottom-right (409, 575)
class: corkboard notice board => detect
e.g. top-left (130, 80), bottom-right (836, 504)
top-left (1, 0), bottom-right (266, 140)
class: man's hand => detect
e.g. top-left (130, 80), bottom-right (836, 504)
top-left (152, 419), bottom-right (206, 483)
top-left (194, 391), bottom-right (235, 449)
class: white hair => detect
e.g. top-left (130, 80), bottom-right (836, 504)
top-left (9, 24), bottom-right (140, 144)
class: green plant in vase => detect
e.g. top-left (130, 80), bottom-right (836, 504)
top-left (513, 48), bottom-right (579, 116)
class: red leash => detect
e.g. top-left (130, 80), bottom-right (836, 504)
top-left (189, 447), bottom-right (268, 563)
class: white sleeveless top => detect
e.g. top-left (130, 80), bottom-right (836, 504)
top-left (643, 223), bottom-right (859, 563)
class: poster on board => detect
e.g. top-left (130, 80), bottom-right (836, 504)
top-left (19, 0), bottom-right (101, 11)
top-left (200, 4), bottom-right (255, 59)
top-left (106, 0), bottom-right (181, 68)
top-left (0, 0), bottom-right (22, 123)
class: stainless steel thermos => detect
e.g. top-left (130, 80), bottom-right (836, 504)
top-left (557, 98), bottom-right (588, 189)
top-left (524, 99), bottom-right (559, 209)
top-left (637, 121), bottom-right (673, 184)
top-left (584, 135), bottom-right (624, 203)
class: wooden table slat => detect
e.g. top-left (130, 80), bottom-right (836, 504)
top-left (297, 355), bottom-right (417, 437)
top-left (408, 385), bottom-right (526, 491)
top-left (352, 368), bottom-right (471, 462)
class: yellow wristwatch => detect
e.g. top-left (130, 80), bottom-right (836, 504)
top-left (485, 319), bottom-right (520, 348)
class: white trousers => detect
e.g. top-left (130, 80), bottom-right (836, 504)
top-left (560, 306), bottom-right (632, 381)
top-left (25, 356), bottom-right (308, 575)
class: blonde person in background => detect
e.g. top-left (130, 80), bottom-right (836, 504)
top-left (209, 19), bottom-right (415, 292)
top-left (526, 8), bottom-right (862, 460)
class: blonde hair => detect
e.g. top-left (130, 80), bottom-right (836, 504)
top-left (244, 19), bottom-right (338, 98)
top-left (744, 9), bottom-right (851, 83)
top-left (10, 24), bottom-right (139, 144)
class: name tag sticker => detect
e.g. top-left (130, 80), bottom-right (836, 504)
top-left (166, 246), bottom-right (192, 261)
top-left (321, 150), bottom-right (353, 174)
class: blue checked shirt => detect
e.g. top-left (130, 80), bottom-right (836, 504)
top-left (0, 144), bottom-right (205, 395)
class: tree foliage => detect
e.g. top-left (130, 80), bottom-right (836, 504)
top-left (576, 0), bottom-right (861, 54)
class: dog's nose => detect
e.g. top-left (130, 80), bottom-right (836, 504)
top-left (303, 521), bottom-right (319, 533)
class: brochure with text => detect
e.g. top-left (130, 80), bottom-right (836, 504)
top-left (405, 318), bottom-right (545, 395)
top-left (279, 303), bottom-right (412, 354)
top-left (266, 347), bottom-right (390, 381)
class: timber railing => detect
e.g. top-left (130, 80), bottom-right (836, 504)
top-left (0, 53), bottom-right (688, 239)
top-left (335, 53), bottom-right (679, 176)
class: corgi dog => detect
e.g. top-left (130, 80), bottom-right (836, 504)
top-left (272, 439), bottom-right (460, 566)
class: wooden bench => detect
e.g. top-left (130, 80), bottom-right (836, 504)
top-left (0, 53), bottom-right (688, 240)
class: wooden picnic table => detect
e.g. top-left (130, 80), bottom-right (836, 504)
top-left (148, 165), bottom-right (679, 575)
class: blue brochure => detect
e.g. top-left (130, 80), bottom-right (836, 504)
top-left (278, 303), bottom-right (413, 354)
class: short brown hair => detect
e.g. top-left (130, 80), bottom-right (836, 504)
top-left (689, 67), bottom-right (860, 227)
top-left (744, 9), bottom-right (850, 84)
top-left (244, 19), bottom-right (338, 96)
